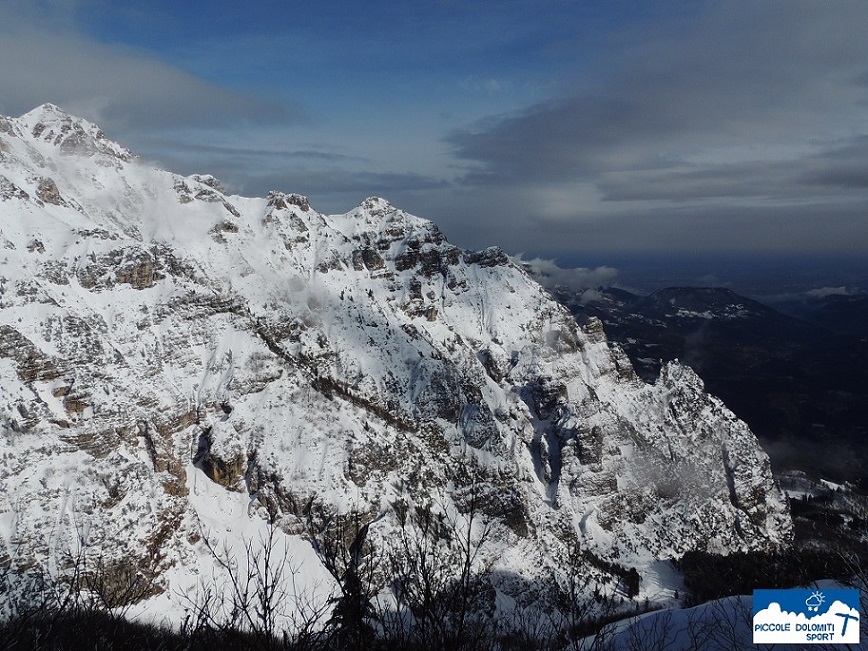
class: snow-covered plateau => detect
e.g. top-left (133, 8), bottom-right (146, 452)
top-left (0, 105), bottom-right (792, 626)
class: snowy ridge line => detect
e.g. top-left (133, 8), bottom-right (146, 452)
top-left (0, 105), bottom-right (792, 628)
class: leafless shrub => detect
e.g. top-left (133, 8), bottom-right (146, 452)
top-left (178, 516), bottom-right (332, 650)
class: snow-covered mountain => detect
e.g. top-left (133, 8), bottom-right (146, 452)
top-left (0, 105), bottom-right (791, 618)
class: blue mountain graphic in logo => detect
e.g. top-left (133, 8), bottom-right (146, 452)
top-left (754, 589), bottom-right (858, 618)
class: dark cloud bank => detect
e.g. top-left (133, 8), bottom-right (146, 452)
top-left (441, 3), bottom-right (868, 254)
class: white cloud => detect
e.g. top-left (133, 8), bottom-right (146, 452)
top-left (512, 255), bottom-right (618, 290)
top-left (805, 286), bottom-right (854, 299)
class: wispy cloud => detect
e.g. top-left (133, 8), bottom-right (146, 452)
top-left (139, 139), bottom-right (370, 164)
top-left (805, 286), bottom-right (856, 299)
top-left (0, 30), bottom-right (299, 133)
top-left (459, 77), bottom-right (513, 95)
top-left (514, 255), bottom-right (618, 290)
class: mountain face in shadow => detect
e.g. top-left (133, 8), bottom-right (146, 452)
top-left (556, 285), bottom-right (868, 488)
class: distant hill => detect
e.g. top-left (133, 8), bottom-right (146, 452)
top-left (773, 292), bottom-right (868, 337)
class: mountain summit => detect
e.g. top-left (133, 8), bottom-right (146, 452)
top-left (0, 107), bottom-right (791, 619)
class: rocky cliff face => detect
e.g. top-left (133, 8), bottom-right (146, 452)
top-left (0, 105), bottom-right (791, 615)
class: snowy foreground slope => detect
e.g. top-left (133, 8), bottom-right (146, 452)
top-left (0, 105), bottom-right (791, 620)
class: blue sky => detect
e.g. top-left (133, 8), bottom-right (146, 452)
top-left (2, 1), bottom-right (868, 256)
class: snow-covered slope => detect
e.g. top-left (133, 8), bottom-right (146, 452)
top-left (0, 105), bottom-right (791, 616)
